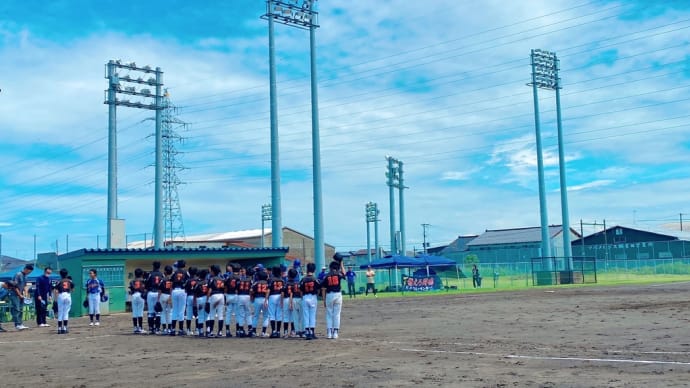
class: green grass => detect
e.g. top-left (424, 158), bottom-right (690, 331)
top-left (357, 272), bottom-right (690, 298)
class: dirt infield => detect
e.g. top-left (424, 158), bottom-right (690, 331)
top-left (1, 282), bottom-right (689, 387)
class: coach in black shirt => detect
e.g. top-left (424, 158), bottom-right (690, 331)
top-left (35, 267), bottom-right (53, 327)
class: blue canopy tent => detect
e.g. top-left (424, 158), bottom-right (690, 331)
top-left (415, 254), bottom-right (456, 268)
top-left (414, 254), bottom-right (460, 289)
top-left (360, 255), bottom-right (424, 292)
top-left (0, 266), bottom-right (60, 283)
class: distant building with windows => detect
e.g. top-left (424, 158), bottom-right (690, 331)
top-left (572, 225), bottom-right (688, 260)
top-left (463, 225), bottom-right (580, 264)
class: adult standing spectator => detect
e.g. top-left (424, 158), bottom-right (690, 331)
top-left (365, 265), bottom-right (377, 298)
top-left (317, 267), bottom-right (327, 283)
top-left (472, 264), bottom-right (481, 288)
top-left (345, 266), bottom-right (357, 299)
top-left (35, 267), bottom-right (53, 327)
top-left (9, 264), bottom-right (33, 330)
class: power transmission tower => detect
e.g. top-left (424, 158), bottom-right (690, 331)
top-left (160, 90), bottom-right (187, 244)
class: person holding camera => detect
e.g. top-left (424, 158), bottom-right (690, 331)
top-left (8, 264), bottom-right (33, 330)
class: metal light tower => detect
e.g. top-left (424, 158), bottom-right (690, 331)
top-left (386, 157), bottom-right (397, 255)
top-left (262, 0), bottom-right (323, 269)
top-left (386, 156), bottom-right (408, 256)
top-left (528, 50), bottom-right (552, 260)
top-left (529, 49), bottom-right (572, 267)
top-left (104, 60), bottom-right (164, 248)
top-left (365, 202), bottom-right (380, 264)
top-left (261, 204), bottom-right (272, 248)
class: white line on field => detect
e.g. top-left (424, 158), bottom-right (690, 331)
top-left (399, 348), bottom-right (690, 366)
top-left (342, 338), bottom-right (690, 358)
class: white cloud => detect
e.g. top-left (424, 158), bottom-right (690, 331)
top-left (568, 179), bottom-right (615, 192)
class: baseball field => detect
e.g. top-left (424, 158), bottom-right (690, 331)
top-left (1, 281), bottom-right (689, 387)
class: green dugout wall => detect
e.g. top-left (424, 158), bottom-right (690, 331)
top-left (55, 247), bottom-right (289, 317)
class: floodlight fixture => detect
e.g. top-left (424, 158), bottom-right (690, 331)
top-left (262, 0), bottom-right (319, 29)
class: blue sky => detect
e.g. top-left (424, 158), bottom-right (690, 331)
top-left (1, 0), bottom-right (690, 259)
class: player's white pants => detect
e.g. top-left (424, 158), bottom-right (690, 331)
top-left (282, 297), bottom-right (292, 323)
top-left (88, 292), bottom-right (101, 315)
top-left (171, 289), bottom-right (186, 321)
top-left (57, 292), bottom-right (71, 321)
top-left (252, 297), bottom-right (266, 328)
top-left (325, 291), bottom-right (343, 331)
top-left (147, 291), bottom-right (159, 317)
top-left (302, 294), bottom-right (317, 328)
top-left (208, 294), bottom-right (224, 321)
top-left (236, 295), bottom-right (251, 326)
top-left (292, 298), bottom-right (304, 333)
top-left (195, 296), bottom-right (207, 323)
top-left (225, 294), bottom-right (238, 324)
top-left (267, 294), bottom-right (282, 322)
top-left (185, 295), bottom-right (195, 320)
top-left (159, 293), bottom-right (171, 325)
top-left (131, 292), bottom-right (144, 319)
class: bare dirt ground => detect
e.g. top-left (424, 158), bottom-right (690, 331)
top-left (1, 282), bottom-right (689, 387)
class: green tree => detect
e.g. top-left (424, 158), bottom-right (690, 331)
top-left (464, 254), bottom-right (479, 266)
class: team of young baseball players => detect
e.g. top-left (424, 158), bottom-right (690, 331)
top-left (126, 258), bottom-right (346, 340)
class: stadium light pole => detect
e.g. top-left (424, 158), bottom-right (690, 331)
top-left (261, 203), bottom-right (272, 248)
top-left (529, 49), bottom-right (572, 268)
top-left (528, 49), bottom-right (553, 262)
top-left (105, 60), bottom-right (163, 248)
top-left (366, 202), bottom-right (379, 264)
top-left (386, 156), bottom-right (397, 255)
top-left (262, 1), bottom-right (323, 268)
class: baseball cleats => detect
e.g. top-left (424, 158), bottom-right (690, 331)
top-left (225, 330), bottom-right (233, 338)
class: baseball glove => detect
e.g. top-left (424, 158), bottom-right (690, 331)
top-left (192, 305), bottom-right (198, 317)
top-left (83, 298), bottom-right (89, 308)
top-left (100, 294), bottom-right (109, 303)
top-left (154, 301), bottom-right (163, 313)
top-left (204, 302), bottom-right (210, 314)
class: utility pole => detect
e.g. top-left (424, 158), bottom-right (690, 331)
top-left (680, 213), bottom-right (685, 232)
top-left (422, 223), bottom-right (431, 254)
